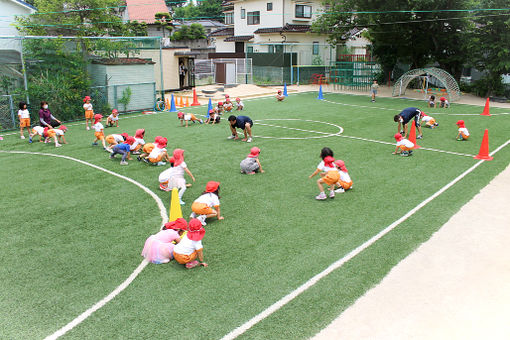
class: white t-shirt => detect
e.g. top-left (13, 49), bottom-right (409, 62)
top-left (317, 160), bottom-right (336, 172)
top-left (194, 192), bottom-right (220, 207)
top-left (32, 126), bottom-right (44, 135)
top-left (108, 114), bottom-right (119, 121)
top-left (52, 129), bottom-right (65, 136)
top-left (458, 127), bottom-right (469, 136)
top-left (339, 170), bottom-right (352, 183)
top-left (112, 134), bottom-right (124, 143)
top-left (18, 109), bottom-right (30, 119)
top-left (184, 114), bottom-right (192, 121)
top-left (236, 101), bottom-right (244, 108)
top-left (396, 139), bottom-right (414, 148)
top-left (159, 167), bottom-right (175, 183)
top-left (130, 138), bottom-right (145, 151)
top-left (83, 103), bottom-right (93, 111)
top-left (173, 235), bottom-right (203, 255)
top-left (172, 162), bottom-right (187, 177)
top-left (149, 146), bottom-right (166, 159)
top-left (93, 122), bottom-right (104, 132)
top-left (421, 116), bottom-right (434, 123)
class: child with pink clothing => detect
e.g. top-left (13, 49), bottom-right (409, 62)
top-left (141, 218), bottom-right (188, 264)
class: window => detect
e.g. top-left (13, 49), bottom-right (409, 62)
top-left (247, 11), bottom-right (260, 25)
top-left (247, 46), bottom-right (254, 53)
top-left (312, 41), bottom-right (319, 55)
top-left (268, 45), bottom-right (283, 53)
top-left (267, 2), bottom-right (273, 11)
top-left (268, 45), bottom-right (274, 53)
top-left (225, 12), bottom-right (234, 25)
top-left (241, 9), bottom-right (245, 19)
top-left (295, 4), bottom-right (312, 18)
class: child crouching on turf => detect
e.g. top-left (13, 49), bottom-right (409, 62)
top-left (420, 112), bottom-right (439, 129)
top-left (110, 136), bottom-right (134, 165)
top-left (190, 181), bottom-right (223, 226)
top-left (148, 137), bottom-right (171, 166)
top-left (173, 218), bottom-right (208, 269)
top-left (240, 147), bottom-right (264, 174)
top-left (276, 90), bottom-right (285, 101)
top-left (44, 125), bottom-right (68, 147)
top-left (440, 96), bottom-right (449, 108)
top-left (105, 132), bottom-right (128, 150)
top-left (138, 136), bottom-right (160, 162)
top-left (223, 98), bottom-right (234, 112)
top-left (456, 120), bottom-right (469, 141)
top-left (29, 125), bottom-right (45, 143)
top-left (235, 97), bottom-right (244, 110)
top-left (334, 160), bottom-right (353, 193)
top-left (92, 114), bottom-right (108, 150)
top-left (141, 218), bottom-right (187, 264)
top-left (177, 111), bottom-right (203, 127)
top-left (393, 133), bottom-right (414, 156)
top-left (131, 129), bottom-right (146, 154)
top-left (105, 109), bottom-right (119, 128)
top-left (309, 147), bottom-right (340, 200)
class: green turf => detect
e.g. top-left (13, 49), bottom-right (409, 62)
top-left (0, 91), bottom-right (509, 339)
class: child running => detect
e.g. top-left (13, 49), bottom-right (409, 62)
top-left (141, 218), bottom-right (187, 264)
top-left (110, 136), bottom-right (135, 165)
top-left (172, 218), bottom-right (208, 269)
top-left (190, 181), bottom-right (223, 226)
top-left (92, 114), bottom-right (107, 150)
top-left (334, 160), bottom-right (353, 193)
top-left (83, 96), bottom-right (94, 130)
top-left (148, 137), bottom-right (171, 165)
top-left (235, 97), bottom-right (244, 110)
top-left (421, 112), bottom-right (439, 129)
top-left (309, 147), bottom-right (340, 200)
top-left (276, 90), bottom-right (285, 101)
top-left (240, 147), bottom-right (264, 174)
top-left (456, 120), bottom-right (469, 141)
top-left (18, 102), bottom-right (31, 139)
top-left (392, 133), bottom-right (415, 156)
top-left (177, 111), bottom-right (203, 127)
top-left (105, 109), bottom-right (119, 128)
top-left (158, 149), bottom-right (195, 204)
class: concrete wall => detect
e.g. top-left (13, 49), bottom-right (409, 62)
top-left (139, 48), bottom-right (191, 91)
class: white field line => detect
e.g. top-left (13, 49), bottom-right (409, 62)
top-left (0, 150), bottom-right (168, 340)
top-left (220, 138), bottom-right (510, 340)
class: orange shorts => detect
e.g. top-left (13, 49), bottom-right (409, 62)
top-left (85, 110), bottom-right (94, 119)
top-left (426, 118), bottom-right (436, 126)
top-left (322, 171), bottom-right (340, 186)
top-left (191, 202), bottom-right (214, 215)
top-left (338, 180), bottom-right (353, 190)
top-left (133, 144), bottom-right (142, 151)
top-left (461, 132), bottom-right (469, 140)
top-left (105, 135), bottom-right (116, 145)
top-left (94, 131), bottom-right (104, 140)
top-left (399, 145), bottom-right (413, 151)
top-left (143, 143), bottom-right (155, 154)
top-left (173, 251), bottom-right (197, 264)
top-left (20, 118), bottom-right (30, 127)
top-left (47, 130), bottom-right (56, 138)
top-left (149, 154), bottom-right (163, 163)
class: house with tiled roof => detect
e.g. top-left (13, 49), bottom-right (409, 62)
top-left (123, 0), bottom-right (172, 38)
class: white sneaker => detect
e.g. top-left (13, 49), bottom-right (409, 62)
top-left (179, 200), bottom-right (185, 205)
top-left (227, 135), bottom-right (236, 139)
top-left (86, 126), bottom-right (90, 130)
top-left (20, 136), bottom-right (25, 139)
top-left (105, 147), bottom-right (113, 153)
top-left (198, 215), bottom-right (207, 226)
top-left (315, 192), bottom-right (327, 200)
top-left (246, 137), bottom-right (252, 143)
top-left (157, 161), bottom-right (166, 166)
top-left (120, 161), bottom-right (128, 165)
top-left (190, 212), bottom-right (196, 218)
top-left (55, 144), bottom-right (62, 148)
top-left (329, 190), bottom-right (335, 198)
top-left (335, 187), bottom-right (345, 193)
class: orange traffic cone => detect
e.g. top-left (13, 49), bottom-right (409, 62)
top-left (408, 121), bottom-right (421, 149)
top-left (481, 98), bottom-right (491, 116)
top-left (185, 97), bottom-right (190, 107)
top-left (177, 96), bottom-right (183, 107)
top-left (165, 98), bottom-right (170, 110)
top-left (474, 129), bottom-right (493, 160)
top-left (191, 88), bottom-right (200, 106)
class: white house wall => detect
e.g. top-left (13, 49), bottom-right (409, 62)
top-left (0, 0), bottom-right (35, 36)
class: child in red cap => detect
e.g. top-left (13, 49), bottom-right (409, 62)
top-left (177, 111), bottom-right (203, 127)
top-left (130, 129), bottom-right (146, 154)
top-left (158, 149), bottom-right (195, 203)
top-left (141, 218), bottom-right (187, 264)
top-left (148, 137), bottom-right (171, 165)
top-left (309, 147), bottom-right (340, 200)
top-left (83, 96), bottom-right (93, 130)
top-left (276, 90), bottom-right (285, 101)
top-left (44, 125), bottom-right (68, 147)
top-left (138, 136), bottom-right (160, 162)
top-left (190, 181), bottom-right (223, 225)
top-left (110, 136), bottom-right (135, 165)
top-left (173, 218), bottom-right (208, 269)
top-left (224, 98), bottom-right (234, 112)
top-left (105, 109), bottom-right (119, 128)
top-left (105, 132), bottom-right (127, 152)
top-left (456, 120), bottom-right (469, 141)
top-left (206, 102), bottom-right (223, 124)
top-left (92, 114), bottom-right (108, 150)
top-left (392, 133), bottom-right (414, 156)
top-left (240, 147), bottom-right (264, 174)
top-left (235, 97), bottom-right (244, 110)
top-left (440, 96), bottom-right (450, 108)
top-left (420, 111), bottom-right (439, 129)
top-left (333, 159), bottom-right (353, 193)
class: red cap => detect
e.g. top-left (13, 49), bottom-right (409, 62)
top-left (120, 133), bottom-right (129, 139)
top-left (135, 129), bottom-right (145, 139)
top-left (277, 90), bottom-right (282, 94)
top-left (154, 136), bottom-right (163, 143)
top-left (169, 157), bottom-right (175, 164)
top-left (236, 97), bottom-right (240, 101)
top-left (173, 148), bottom-right (184, 166)
top-left (59, 125), bottom-right (67, 131)
top-left (205, 181), bottom-right (220, 193)
top-left (157, 137), bottom-right (168, 148)
top-left (125, 136), bottom-right (135, 145)
top-left (247, 147), bottom-right (260, 158)
top-left (83, 96), bottom-right (91, 103)
top-left (225, 94), bottom-right (229, 98)
top-left (208, 109), bottom-right (214, 114)
top-left (440, 97), bottom-right (446, 101)
top-left (456, 120), bottom-right (465, 127)
top-left (94, 114), bottom-right (103, 123)
top-left (112, 109), bottom-right (118, 114)
top-left (324, 156), bottom-right (335, 168)
top-left (218, 102), bottom-right (223, 106)
top-left (334, 159), bottom-right (348, 172)
top-left (164, 217), bottom-right (188, 231)
top-left (177, 111), bottom-right (184, 119)
top-left (187, 219), bottom-right (205, 241)
top-left (394, 133), bottom-right (403, 141)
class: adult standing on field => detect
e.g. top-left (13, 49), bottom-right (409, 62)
top-left (228, 115), bottom-right (253, 143)
top-left (39, 101), bottom-right (61, 128)
top-left (394, 107), bottom-right (423, 139)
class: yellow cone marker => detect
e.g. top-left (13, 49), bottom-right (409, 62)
top-left (169, 187), bottom-right (183, 222)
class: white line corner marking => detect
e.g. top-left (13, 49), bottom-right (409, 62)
top-left (0, 151), bottom-right (167, 340)
top-left (220, 139), bottom-right (510, 340)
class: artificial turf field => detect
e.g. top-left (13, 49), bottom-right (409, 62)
top-left (1, 91), bottom-right (509, 339)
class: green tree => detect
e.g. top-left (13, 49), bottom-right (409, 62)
top-left (173, 0), bottom-right (223, 22)
top-left (171, 23), bottom-right (206, 41)
top-left (155, 12), bottom-right (173, 38)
